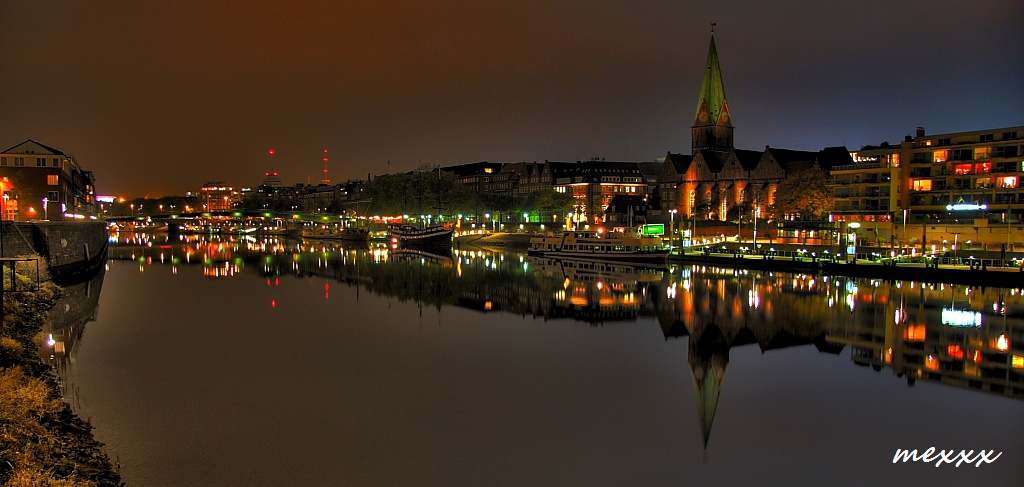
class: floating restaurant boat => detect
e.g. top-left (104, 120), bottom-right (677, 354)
top-left (302, 226), bottom-right (370, 242)
top-left (390, 247), bottom-right (454, 266)
top-left (528, 229), bottom-right (669, 264)
top-left (388, 224), bottom-right (453, 249)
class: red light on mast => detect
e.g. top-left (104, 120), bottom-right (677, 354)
top-left (269, 149), bottom-right (275, 155)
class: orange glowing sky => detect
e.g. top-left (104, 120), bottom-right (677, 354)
top-left (1, 0), bottom-right (1021, 196)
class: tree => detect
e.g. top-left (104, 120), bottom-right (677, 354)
top-left (770, 167), bottom-right (833, 220)
top-left (524, 189), bottom-right (574, 217)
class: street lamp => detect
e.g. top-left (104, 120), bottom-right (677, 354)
top-left (752, 205), bottom-right (760, 249)
top-left (669, 209), bottom-right (677, 249)
top-left (953, 232), bottom-right (961, 264)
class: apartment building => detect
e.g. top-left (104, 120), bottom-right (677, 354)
top-left (0, 139), bottom-right (97, 221)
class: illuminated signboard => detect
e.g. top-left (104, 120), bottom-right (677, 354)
top-left (941, 308), bottom-right (982, 327)
top-left (946, 203), bottom-right (988, 211)
top-left (641, 224), bottom-right (665, 236)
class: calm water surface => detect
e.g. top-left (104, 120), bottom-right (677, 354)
top-left (45, 236), bottom-right (1024, 486)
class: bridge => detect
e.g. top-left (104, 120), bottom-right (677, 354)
top-left (104, 209), bottom-right (353, 223)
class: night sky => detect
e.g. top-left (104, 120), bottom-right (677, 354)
top-left (1, 1), bottom-right (1021, 197)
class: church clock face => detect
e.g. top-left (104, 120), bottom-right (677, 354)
top-left (698, 110), bottom-right (709, 123)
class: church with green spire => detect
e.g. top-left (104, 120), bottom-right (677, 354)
top-left (691, 32), bottom-right (734, 153)
top-left (656, 27), bottom-right (851, 223)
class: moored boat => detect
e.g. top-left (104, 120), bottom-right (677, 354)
top-left (388, 224), bottom-right (453, 248)
top-left (528, 229), bottom-right (669, 264)
top-left (302, 226), bottom-right (370, 242)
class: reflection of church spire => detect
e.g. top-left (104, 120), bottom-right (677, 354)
top-left (688, 324), bottom-right (729, 448)
top-left (691, 27), bottom-right (734, 154)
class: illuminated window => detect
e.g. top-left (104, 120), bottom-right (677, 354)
top-left (47, 174), bottom-right (58, 185)
top-left (484, 168), bottom-right (493, 174)
top-left (998, 176), bottom-right (1018, 189)
top-left (975, 162), bottom-right (992, 173)
top-left (911, 179), bottom-right (932, 191)
top-left (933, 150), bottom-right (948, 162)
top-left (954, 164), bottom-right (973, 175)
top-left (974, 147), bottom-right (992, 159)
top-left (903, 324), bottom-right (926, 341)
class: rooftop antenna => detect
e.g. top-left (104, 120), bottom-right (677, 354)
top-left (321, 149), bottom-right (331, 184)
top-left (266, 149), bottom-right (279, 178)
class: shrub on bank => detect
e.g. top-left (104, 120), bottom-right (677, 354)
top-left (0, 256), bottom-right (121, 486)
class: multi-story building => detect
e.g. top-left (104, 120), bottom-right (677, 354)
top-left (0, 139), bottom-right (97, 221)
top-left (196, 182), bottom-right (238, 211)
top-left (549, 160), bottom-right (647, 225)
top-left (831, 148), bottom-right (897, 215)
top-left (900, 126), bottom-right (1023, 223)
top-left (839, 126), bottom-right (1024, 248)
top-left (444, 161), bottom-right (505, 195)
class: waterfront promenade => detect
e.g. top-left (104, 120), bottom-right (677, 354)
top-left (455, 231), bottom-right (1024, 287)
top-left (672, 245), bottom-right (1024, 288)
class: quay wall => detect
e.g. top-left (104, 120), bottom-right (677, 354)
top-left (0, 221), bottom-right (108, 280)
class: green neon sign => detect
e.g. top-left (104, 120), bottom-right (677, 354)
top-left (641, 223), bottom-right (665, 236)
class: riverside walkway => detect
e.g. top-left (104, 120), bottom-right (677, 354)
top-left (671, 245), bottom-right (1024, 288)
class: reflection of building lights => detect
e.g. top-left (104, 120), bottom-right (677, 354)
top-left (994, 334), bottom-right (1010, 352)
top-left (569, 297), bottom-right (588, 306)
top-left (941, 308), bottom-right (982, 328)
top-left (947, 344), bottom-right (965, 360)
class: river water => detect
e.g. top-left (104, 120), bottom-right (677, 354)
top-left (43, 234), bottom-right (1023, 486)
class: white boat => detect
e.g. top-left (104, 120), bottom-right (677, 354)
top-left (528, 229), bottom-right (669, 264)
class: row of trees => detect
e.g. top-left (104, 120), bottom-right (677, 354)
top-left (361, 168), bottom-right (575, 220)
top-left (110, 166), bottom-right (832, 224)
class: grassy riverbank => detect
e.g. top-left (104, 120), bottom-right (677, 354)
top-left (0, 259), bottom-right (121, 487)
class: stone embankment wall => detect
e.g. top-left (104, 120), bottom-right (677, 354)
top-left (0, 221), bottom-right (108, 280)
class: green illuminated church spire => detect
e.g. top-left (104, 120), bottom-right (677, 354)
top-left (692, 24), bottom-right (734, 154)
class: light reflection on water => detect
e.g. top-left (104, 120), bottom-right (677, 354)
top-left (44, 235), bottom-right (1024, 486)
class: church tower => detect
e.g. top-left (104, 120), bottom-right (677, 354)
top-left (691, 28), bottom-right (734, 154)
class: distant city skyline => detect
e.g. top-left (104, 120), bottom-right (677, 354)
top-left (1, 0), bottom-right (1022, 197)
